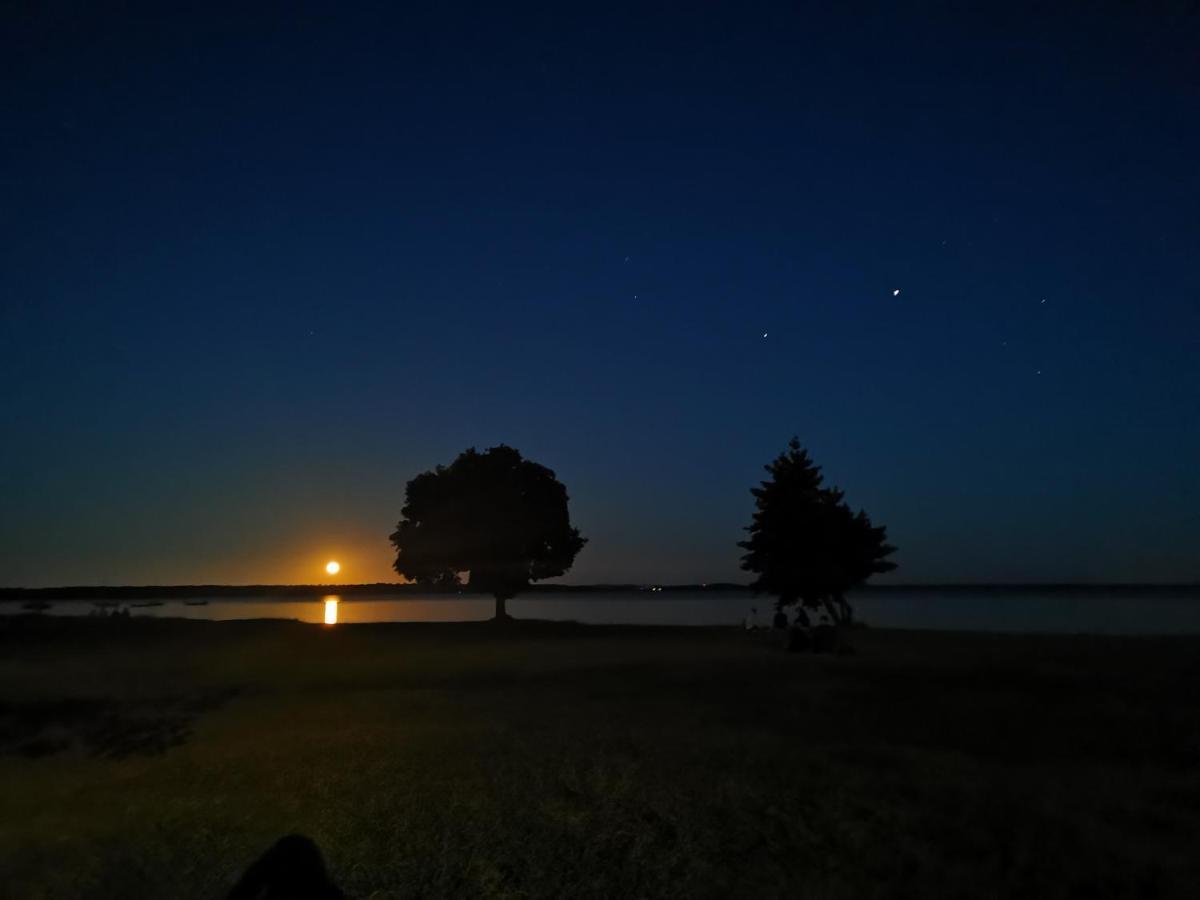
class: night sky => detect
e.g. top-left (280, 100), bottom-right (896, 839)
top-left (2, 3), bottom-right (1197, 587)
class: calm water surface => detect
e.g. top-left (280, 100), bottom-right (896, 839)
top-left (6, 588), bottom-right (1200, 634)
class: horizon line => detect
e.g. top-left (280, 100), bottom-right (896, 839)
top-left (2, 580), bottom-right (1198, 597)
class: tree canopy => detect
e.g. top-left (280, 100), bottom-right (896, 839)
top-left (739, 438), bottom-right (896, 625)
top-left (390, 445), bottom-right (586, 619)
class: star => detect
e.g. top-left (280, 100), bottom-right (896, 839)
top-left (1041, 298), bottom-right (1047, 304)
top-left (624, 256), bottom-right (630, 262)
top-left (762, 332), bottom-right (768, 338)
top-left (893, 289), bottom-right (901, 297)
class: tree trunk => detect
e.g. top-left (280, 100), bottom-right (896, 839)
top-left (833, 592), bottom-right (853, 625)
top-left (494, 595), bottom-right (509, 620)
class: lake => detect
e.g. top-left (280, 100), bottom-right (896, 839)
top-left (5, 587), bottom-right (1200, 634)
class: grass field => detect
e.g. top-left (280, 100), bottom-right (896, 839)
top-left (1, 615), bottom-right (1198, 899)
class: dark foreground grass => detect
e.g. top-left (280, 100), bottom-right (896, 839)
top-left (0, 616), bottom-right (1198, 899)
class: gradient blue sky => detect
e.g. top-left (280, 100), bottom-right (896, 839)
top-left (2, 2), bottom-right (1197, 586)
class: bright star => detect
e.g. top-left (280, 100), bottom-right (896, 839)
top-left (893, 289), bottom-right (901, 297)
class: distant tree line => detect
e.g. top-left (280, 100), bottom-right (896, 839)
top-left (0, 582), bottom-right (751, 601)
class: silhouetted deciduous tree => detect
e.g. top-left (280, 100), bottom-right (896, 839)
top-left (390, 445), bottom-right (586, 620)
top-left (739, 438), bottom-right (896, 626)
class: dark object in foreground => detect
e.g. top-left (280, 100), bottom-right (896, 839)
top-left (228, 834), bottom-right (343, 900)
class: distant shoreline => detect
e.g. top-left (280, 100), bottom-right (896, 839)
top-left (1, 582), bottom-right (1196, 601)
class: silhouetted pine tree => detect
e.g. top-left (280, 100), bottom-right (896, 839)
top-left (739, 438), bottom-right (896, 625)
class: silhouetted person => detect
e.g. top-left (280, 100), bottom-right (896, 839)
top-left (228, 834), bottom-right (343, 900)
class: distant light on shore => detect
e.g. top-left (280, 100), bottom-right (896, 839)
top-left (324, 596), bottom-right (339, 625)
